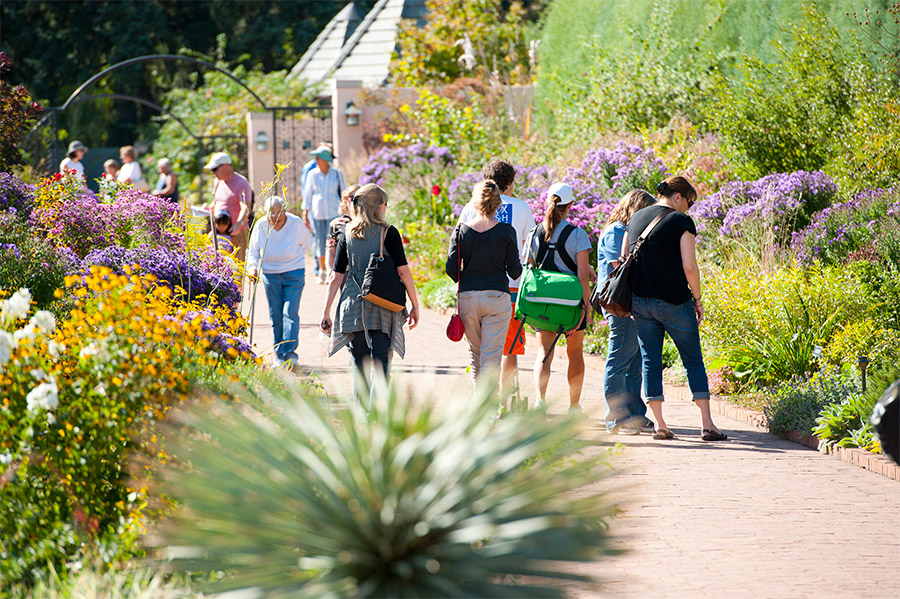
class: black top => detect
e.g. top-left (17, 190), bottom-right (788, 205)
top-left (627, 205), bottom-right (696, 305)
top-left (445, 222), bottom-right (523, 293)
top-left (333, 225), bottom-right (408, 274)
top-left (327, 215), bottom-right (351, 249)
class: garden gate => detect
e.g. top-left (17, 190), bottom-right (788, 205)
top-left (271, 106), bottom-right (333, 203)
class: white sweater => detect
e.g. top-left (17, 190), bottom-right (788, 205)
top-left (246, 213), bottom-right (313, 274)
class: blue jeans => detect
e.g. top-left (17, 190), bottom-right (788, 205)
top-left (632, 295), bottom-right (710, 402)
top-left (603, 314), bottom-right (646, 429)
top-left (262, 268), bottom-right (305, 362)
top-left (312, 219), bottom-right (330, 273)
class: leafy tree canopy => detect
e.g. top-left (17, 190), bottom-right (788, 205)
top-left (1, 0), bottom-right (377, 145)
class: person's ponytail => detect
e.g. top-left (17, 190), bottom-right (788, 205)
top-left (544, 195), bottom-right (567, 241)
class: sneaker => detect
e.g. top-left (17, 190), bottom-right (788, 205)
top-left (317, 272), bottom-right (327, 285)
top-left (639, 417), bottom-right (656, 434)
top-left (610, 422), bottom-right (640, 435)
top-left (533, 399), bottom-right (547, 413)
top-left (271, 357), bottom-right (284, 369)
top-left (568, 404), bottom-right (586, 418)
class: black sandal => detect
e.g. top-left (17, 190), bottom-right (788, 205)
top-left (701, 429), bottom-right (727, 441)
top-left (652, 429), bottom-right (675, 440)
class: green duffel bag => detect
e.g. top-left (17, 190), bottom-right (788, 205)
top-left (511, 224), bottom-right (585, 362)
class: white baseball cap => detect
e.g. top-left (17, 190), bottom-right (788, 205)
top-left (547, 182), bottom-right (575, 205)
top-left (203, 152), bottom-right (232, 170)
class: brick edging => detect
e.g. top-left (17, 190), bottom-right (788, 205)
top-left (708, 396), bottom-right (900, 482)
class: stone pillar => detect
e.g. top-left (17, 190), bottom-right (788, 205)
top-left (246, 112), bottom-right (275, 197)
top-left (332, 79), bottom-right (365, 171)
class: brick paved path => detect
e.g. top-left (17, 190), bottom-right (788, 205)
top-left (242, 260), bottom-right (900, 599)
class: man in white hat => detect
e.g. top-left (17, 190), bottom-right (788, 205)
top-left (204, 151), bottom-right (254, 264)
top-left (302, 144), bottom-right (345, 284)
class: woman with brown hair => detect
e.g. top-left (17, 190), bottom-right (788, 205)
top-left (598, 189), bottom-right (657, 434)
top-left (321, 183), bottom-right (420, 399)
top-left (446, 180), bottom-right (523, 394)
top-left (625, 176), bottom-right (726, 441)
top-left (525, 182), bottom-right (592, 414)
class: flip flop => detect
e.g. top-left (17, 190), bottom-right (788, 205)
top-left (701, 429), bottom-right (728, 441)
top-left (652, 429), bottom-right (675, 440)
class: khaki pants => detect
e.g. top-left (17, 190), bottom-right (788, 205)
top-left (231, 227), bottom-right (249, 294)
top-left (458, 290), bottom-right (512, 386)
top-left (231, 227), bottom-right (249, 264)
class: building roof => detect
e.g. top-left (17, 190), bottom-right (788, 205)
top-left (290, 0), bottom-right (428, 92)
top-left (289, 3), bottom-right (365, 84)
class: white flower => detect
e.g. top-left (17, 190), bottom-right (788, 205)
top-left (0, 331), bottom-right (16, 367)
top-left (1, 288), bottom-right (31, 323)
top-left (47, 412), bottom-right (57, 425)
top-left (80, 343), bottom-right (99, 358)
top-left (30, 368), bottom-right (47, 381)
top-left (30, 310), bottom-right (56, 336)
top-left (13, 325), bottom-right (37, 343)
top-left (26, 377), bottom-right (59, 412)
top-left (48, 340), bottom-right (66, 360)
top-left (79, 340), bottom-right (111, 361)
top-left (0, 453), bottom-right (12, 465)
top-left (94, 382), bottom-right (106, 397)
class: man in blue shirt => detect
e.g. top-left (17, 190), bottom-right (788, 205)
top-left (302, 145), bottom-right (345, 284)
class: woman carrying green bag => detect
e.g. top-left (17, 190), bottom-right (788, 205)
top-left (524, 183), bottom-right (592, 415)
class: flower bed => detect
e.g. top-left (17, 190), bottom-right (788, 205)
top-left (0, 171), bottom-right (253, 586)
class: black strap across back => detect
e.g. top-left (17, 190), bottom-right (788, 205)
top-left (533, 224), bottom-right (577, 273)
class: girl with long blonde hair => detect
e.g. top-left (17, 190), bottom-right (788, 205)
top-left (321, 183), bottom-right (421, 400)
top-left (597, 189), bottom-right (657, 435)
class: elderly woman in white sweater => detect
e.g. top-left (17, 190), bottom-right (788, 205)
top-left (247, 196), bottom-right (313, 368)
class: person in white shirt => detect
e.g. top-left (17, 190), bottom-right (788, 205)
top-left (302, 145), bottom-right (346, 284)
top-left (247, 196), bottom-right (314, 369)
top-left (458, 159), bottom-right (536, 402)
top-left (117, 145), bottom-right (146, 190)
top-left (59, 140), bottom-right (87, 184)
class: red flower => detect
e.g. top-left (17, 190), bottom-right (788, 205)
top-left (432, 185), bottom-right (441, 196)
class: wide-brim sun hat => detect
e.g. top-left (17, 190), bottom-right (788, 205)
top-left (309, 145), bottom-right (334, 163)
top-left (67, 140), bottom-right (87, 153)
top-left (547, 182), bottom-right (575, 206)
top-left (203, 152), bottom-right (232, 170)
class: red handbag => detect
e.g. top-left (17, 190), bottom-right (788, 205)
top-left (446, 226), bottom-right (465, 342)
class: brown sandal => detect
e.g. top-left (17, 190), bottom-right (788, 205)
top-left (652, 429), bottom-right (675, 440)
top-left (701, 429), bottom-right (727, 441)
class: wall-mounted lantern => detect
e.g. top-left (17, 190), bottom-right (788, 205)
top-left (343, 101), bottom-right (362, 127)
top-left (255, 130), bottom-right (270, 152)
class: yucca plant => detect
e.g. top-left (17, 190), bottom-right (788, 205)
top-left (153, 377), bottom-right (619, 598)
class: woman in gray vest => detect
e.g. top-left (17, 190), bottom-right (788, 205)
top-left (321, 183), bottom-right (421, 398)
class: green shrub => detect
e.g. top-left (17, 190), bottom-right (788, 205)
top-left (702, 5), bottom-right (856, 179)
top-left (702, 263), bottom-right (873, 385)
top-left (584, 319), bottom-right (610, 355)
top-left (157, 379), bottom-right (619, 598)
top-left (851, 260), bottom-right (900, 331)
top-left (403, 219), bottom-right (451, 284)
top-left (540, 1), bottom-right (724, 139)
top-left (420, 277), bottom-right (457, 311)
top-left (6, 566), bottom-right (196, 599)
top-left (0, 214), bottom-right (72, 311)
top-left (763, 372), bottom-right (857, 435)
top-left (813, 361), bottom-right (900, 452)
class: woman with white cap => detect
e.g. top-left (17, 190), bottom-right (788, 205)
top-left (524, 182), bottom-right (592, 415)
top-left (246, 196), bottom-right (314, 368)
top-left (59, 140), bottom-right (87, 183)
